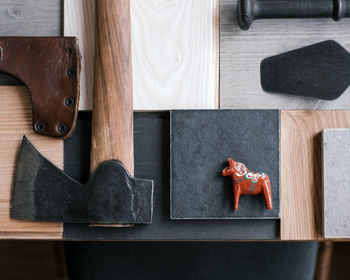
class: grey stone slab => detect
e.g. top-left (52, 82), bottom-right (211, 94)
top-left (63, 112), bottom-right (279, 240)
top-left (0, 0), bottom-right (62, 85)
top-left (171, 110), bottom-right (280, 219)
top-left (322, 129), bottom-right (350, 238)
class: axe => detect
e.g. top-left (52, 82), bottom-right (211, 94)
top-left (10, 0), bottom-right (154, 224)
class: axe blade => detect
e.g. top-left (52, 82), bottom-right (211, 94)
top-left (11, 136), bottom-right (154, 224)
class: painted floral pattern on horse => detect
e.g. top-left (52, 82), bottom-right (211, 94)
top-left (244, 172), bottom-right (266, 183)
top-left (233, 162), bottom-right (266, 183)
top-left (222, 158), bottom-right (273, 211)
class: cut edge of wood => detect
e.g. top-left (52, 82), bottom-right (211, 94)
top-left (213, 0), bottom-right (220, 109)
top-left (0, 231), bottom-right (63, 240)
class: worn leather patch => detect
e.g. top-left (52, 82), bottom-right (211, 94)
top-left (0, 37), bottom-right (80, 138)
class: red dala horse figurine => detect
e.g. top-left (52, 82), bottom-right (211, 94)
top-left (222, 158), bottom-right (273, 211)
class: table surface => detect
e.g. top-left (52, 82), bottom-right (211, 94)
top-left (0, 0), bottom-right (349, 241)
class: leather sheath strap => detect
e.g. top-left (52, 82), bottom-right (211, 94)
top-left (0, 37), bottom-right (81, 138)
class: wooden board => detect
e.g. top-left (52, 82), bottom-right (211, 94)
top-left (64, 0), bottom-right (219, 110)
top-left (0, 86), bottom-right (63, 239)
top-left (220, 0), bottom-right (350, 110)
top-left (281, 111), bottom-right (350, 240)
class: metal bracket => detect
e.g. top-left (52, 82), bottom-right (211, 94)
top-left (0, 37), bottom-right (81, 138)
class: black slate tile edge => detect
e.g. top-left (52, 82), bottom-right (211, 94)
top-left (64, 220), bottom-right (280, 241)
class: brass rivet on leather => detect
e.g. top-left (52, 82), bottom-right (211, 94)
top-left (65, 97), bottom-right (75, 107)
top-left (67, 68), bottom-right (76, 77)
top-left (57, 124), bottom-right (67, 133)
top-left (35, 122), bottom-right (45, 133)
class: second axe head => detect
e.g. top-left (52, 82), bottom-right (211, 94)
top-left (10, 0), bottom-right (154, 224)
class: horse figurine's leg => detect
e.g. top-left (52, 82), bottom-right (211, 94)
top-left (233, 185), bottom-right (241, 211)
top-left (261, 178), bottom-right (273, 210)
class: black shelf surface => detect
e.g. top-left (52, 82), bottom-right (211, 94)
top-left (63, 112), bottom-right (279, 240)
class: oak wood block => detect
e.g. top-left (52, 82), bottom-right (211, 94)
top-left (281, 111), bottom-right (350, 240)
top-left (0, 86), bottom-right (63, 239)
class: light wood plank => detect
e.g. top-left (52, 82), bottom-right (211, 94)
top-left (64, 0), bottom-right (219, 110)
top-left (0, 86), bottom-right (63, 239)
top-left (220, 0), bottom-right (350, 109)
top-left (281, 111), bottom-right (350, 240)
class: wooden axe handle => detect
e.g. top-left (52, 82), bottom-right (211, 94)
top-left (90, 0), bottom-right (134, 176)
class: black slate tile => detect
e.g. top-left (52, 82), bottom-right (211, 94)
top-left (171, 110), bottom-right (280, 219)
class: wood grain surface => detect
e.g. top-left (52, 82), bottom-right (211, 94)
top-left (314, 241), bottom-right (333, 280)
top-left (281, 111), bottom-right (350, 240)
top-left (64, 0), bottom-right (219, 110)
top-left (220, 0), bottom-right (350, 110)
top-left (90, 0), bottom-right (134, 175)
top-left (0, 86), bottom-right (63, 239)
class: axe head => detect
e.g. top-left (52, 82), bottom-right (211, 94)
top-left (261, 40), bottom-right (350, 100)
top-left (11, 136), bottom-right (154, 224)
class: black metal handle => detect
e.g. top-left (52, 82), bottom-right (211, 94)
top-left (237, 0), bottom-right (350, 30)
